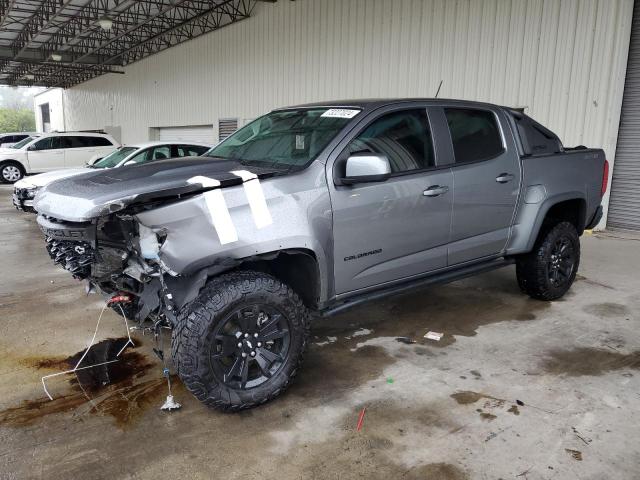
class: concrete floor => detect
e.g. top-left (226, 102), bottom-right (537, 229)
top-left (0, 184), bottom-right (639, 480)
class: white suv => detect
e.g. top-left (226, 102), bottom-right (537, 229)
top-left (0, 131), bottom-right (119, 183)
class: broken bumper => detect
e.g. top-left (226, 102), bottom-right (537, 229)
top-left (12, 188), bottom-right (36, 212)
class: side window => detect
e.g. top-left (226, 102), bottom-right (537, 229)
top-left (347, 109), bottom-right (435, 173)
top-left (177, 145), bottom-right (208, 156)
top-left (514, 115), bottom-right (561, 155)
top-left (150, 146), bottom-right (171, 161)
top-left (61, 136), bottom-right (86, 148)
top-left (32, 137), bottom-right (53, 151)
top-left (89, 136), bottom-right (113, 147)
top-left (444, 108), bottom-right (504, 163)
top-left (128, 150), bottom-right (149, 164)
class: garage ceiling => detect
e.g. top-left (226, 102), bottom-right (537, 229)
top-left (0, 0), bottom-right (257, 88)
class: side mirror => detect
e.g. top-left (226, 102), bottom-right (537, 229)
top-left (123, 160), bottom-right (136, 166)
top-left (341, 153), bottom-right (391, 185)
top-left (27, 144), bottom-right (37, 151)
top-left (86, 157), bottom-right (100, 166)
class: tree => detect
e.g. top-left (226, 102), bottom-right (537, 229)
top-left (0, 108), bottom-right (36, 132)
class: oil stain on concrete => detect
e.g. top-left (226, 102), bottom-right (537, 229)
top-left (541, 347), bottom-right (640, 376)
top-left (299, 400), bottom-right (465, 480)
top-left (0, 338), bottom-right (173, 429)
top-left (584, 302), bottom-right (629, 318)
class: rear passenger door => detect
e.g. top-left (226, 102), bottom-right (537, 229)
top-left (441, 107), bottom-right (521, 264)
top-left (63, 136), bottom-right (91, 167)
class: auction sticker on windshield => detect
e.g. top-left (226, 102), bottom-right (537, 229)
top-left (321, 108), bottom-right (360, 119)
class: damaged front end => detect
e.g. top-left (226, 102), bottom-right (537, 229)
top-left (33, 156), bottom-right (290, 329)
top-left (38, 212), bottom-right (177, 325)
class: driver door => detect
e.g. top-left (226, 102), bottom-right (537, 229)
top-left (329, 108), bottom-right (453, 295)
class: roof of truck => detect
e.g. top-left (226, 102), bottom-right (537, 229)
top-left (279, 98), bottom-right (508, 111)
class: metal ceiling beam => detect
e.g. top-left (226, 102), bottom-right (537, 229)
top-left (0, 0), bottom-right (20, 30)
top-left (0, 0), bottom-right (258, 88)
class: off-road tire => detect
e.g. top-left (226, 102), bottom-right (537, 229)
top-left (516, 221), bottom-right (580, 300)
top-left (0, 161), bottom-right (24, 183)
top-left (171, 270), bottom-right (310, 412)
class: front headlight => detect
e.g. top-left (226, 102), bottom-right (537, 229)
top-left (14, 185), bottom-right (37, 199)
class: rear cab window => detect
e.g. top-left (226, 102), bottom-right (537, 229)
top-left (444, 108), bottom-right (504, 163)
top-left (511, 112), bottom-right (562, 156)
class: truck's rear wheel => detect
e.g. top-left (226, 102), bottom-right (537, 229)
top-left (516, 221), bottom-right (580, 300)
top-left (171, 271), bottom-right (310, 411)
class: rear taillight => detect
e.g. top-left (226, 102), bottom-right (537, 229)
top-left (601, 159), bottom-right (609, 197)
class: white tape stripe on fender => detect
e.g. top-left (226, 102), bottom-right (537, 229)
top-left (230, 170), bottom-right (273, 229)
top-left (187, 175), bottom-right (238, 245)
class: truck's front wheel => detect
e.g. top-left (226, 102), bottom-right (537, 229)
top-left (516, 221), bottom-right (580, 300)
top-left (171, 271), bottom-right (310, 411)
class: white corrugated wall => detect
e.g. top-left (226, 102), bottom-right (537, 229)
top-left (62, 0), bottom-right (634, 227)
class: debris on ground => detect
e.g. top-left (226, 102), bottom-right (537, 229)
top-left (565, 449), bottom-right (583, 461)
top-left (508, 405), bottom-right (520, 415)
top-left (424, 331), bottom-right (443, 341)
top-left (386, 377), bottom-right (394, 384)
top-left (395, 336), bottom-right (415, 344)
top-left (572, 426), bottom-right (592, 445)
top-left (161, 394), bottom-right (181, 411)
top-left (514, 398), bottom-right (556, 414)
top-left (356, 407), bottom-right (366, 431)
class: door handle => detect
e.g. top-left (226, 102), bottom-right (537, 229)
top-left (423, 185), bottom-right (449, 197)
top-left (495, 173), bottom-right (515, 183)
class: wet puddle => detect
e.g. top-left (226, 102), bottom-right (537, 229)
top-left (314, 275), bottom-right (550, 350)
top-left (541, 347), bottom-right (640, 376)
top-left (0, 337), bottom-right (173, 429)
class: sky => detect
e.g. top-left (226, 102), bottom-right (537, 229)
top-left (0, 86), bottom-right (47, 111)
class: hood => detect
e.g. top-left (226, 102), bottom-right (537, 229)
top-left (16, 168), bottom-right (88, 188)
top-left (34, 156), bottom-right (281, 222)
top-left (0, 147), bottom-right (20, 155)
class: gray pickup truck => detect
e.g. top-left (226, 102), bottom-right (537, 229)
top-left (34, 99), bottom-right (608, 411)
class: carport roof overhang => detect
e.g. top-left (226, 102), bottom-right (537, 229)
top-left (0, 0), bottom-right (261, 88)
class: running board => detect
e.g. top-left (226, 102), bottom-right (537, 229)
top-left (321, 257), bottom-right (515, 317)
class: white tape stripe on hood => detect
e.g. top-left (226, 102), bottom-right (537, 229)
top-left (230, 169), bottom-right (273, 229)
top-left (187, 175), bottom-right (238, 245)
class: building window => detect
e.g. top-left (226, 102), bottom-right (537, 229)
top-left (40, 103), bottom-right (51, 132)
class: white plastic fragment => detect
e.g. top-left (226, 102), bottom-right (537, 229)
top-left (230, 169), bottom-right (273, 229)
top-left (160, 394), bottom-right (182, 411)
top-left (424, 331), bottom-right (444, 341)
top-left (187, 175), bottom-right (238, 245)
top-left (138, 223), bottom-right (160, 260)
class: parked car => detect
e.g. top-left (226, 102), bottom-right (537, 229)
top-left (0, 132), bottom-right (37, 148)
top-left (33, 99), bottom-right (607, 411)
top-left (0, 130), bottom-right (119, 184)
top-left (12, 141), bottom-right (211, 211)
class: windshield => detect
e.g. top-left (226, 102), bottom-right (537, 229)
top-left (91, 146), bottom-right (138, 168)
top-left (205, 108), bottom-right (360, 170)
top-left (11, 136), bottom-right (38, 149)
